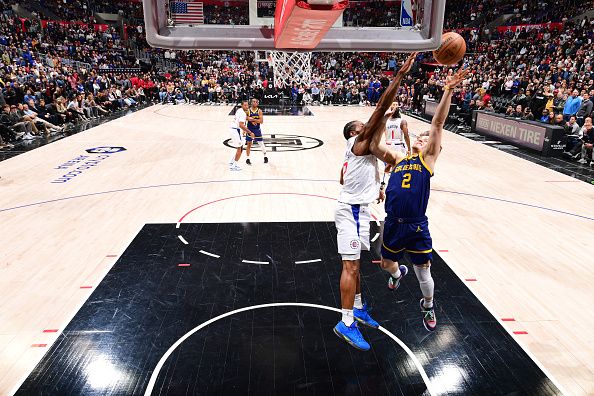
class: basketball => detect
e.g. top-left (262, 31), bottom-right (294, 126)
top-left (433, 32), bottom-right (466, 65)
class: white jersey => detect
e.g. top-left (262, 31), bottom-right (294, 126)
top-left (231, 108), bottom-right (247, 129)
top-left (338, 137), bottom-right (379, 205)
top-left (386, 117), bottom-right (404, 144)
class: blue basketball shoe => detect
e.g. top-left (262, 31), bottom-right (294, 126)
top-left (333, 321), bottom-right (370, 351)
top-left (354, 303), bottom-right (379, 328)
top-left (388, 264), bottom-right (408, 291)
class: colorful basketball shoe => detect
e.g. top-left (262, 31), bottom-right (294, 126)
top-left (388, 265), bottom-right (408, 291)
top-left (420, 298), bottom-right (437, 332)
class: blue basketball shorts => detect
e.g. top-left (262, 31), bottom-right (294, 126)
top-left (246, 128), bottom-right (263, 142)
top-left (381, 216), bottom-right (433, 265)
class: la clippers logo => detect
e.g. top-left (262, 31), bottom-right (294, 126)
top-left (86, 146), bottom-right (127, 154)
top-left (51, 146), bottom-right (127, 183)
top-left (224, 133), bottom-right (323, 152)
top-left (350, 239), bottom-right (360, 250)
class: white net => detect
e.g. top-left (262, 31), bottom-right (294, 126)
top-left (268, 51), bottom-right (312, 89)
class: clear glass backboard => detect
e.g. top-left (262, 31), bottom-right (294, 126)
top-left (142, 0), bottom-right (445, 51)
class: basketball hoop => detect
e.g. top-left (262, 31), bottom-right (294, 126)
top-left (143, 0), bottom-right (446, 51)
top-left (269, 51), bottom-right (311, 88)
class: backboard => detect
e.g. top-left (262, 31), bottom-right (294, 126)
top-left (142, 0), bottom-right (445, 51)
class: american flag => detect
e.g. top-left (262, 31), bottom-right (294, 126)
top-left (170, 0), bottom-right (204, 25)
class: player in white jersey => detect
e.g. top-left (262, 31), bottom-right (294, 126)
top-left (385, 102), bottom-right (411, 156)
top-left (228, 100), bottom-right (254, 171)
top-left (333, 53), bottom-right (417, 351)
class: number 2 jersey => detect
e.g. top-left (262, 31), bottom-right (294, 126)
top-left (385, 152), bottom-right (433, 218)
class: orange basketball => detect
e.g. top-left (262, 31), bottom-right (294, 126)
top-left (433, 32), bottom-right (466, 65)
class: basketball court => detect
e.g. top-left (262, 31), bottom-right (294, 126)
top-left (1, 103), bottom-right (593, 395)
top-left (2, 0), bottom-right (593, 394)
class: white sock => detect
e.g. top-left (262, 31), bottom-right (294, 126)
top-left (389, 266), bottom-right (401, 279)
top-left (354, 294), bottom-right (363, 309)
top-left (261, 142), bottom-right (267, 155)
top-left (413, 265), bottom-right (434, 308)
top-left (341, 308), bottom-right (354, 326)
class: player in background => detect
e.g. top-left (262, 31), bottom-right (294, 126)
top-left (386, 102), bottom-right (411, 157)
top-left (333, 53), bottom-right (417, 351)
top-left (228, 100), bottom-right (254, 171)
top-left (245, 99), bottom-right (269, 165)
top-left (383, 101), bottom-right (411, 181)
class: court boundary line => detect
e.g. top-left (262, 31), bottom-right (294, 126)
top-left (152, 104), bottom-right (231, 120)
top-left (143, 302), bottom-right (435, 396)
top-left (441, 255), bottom-right (570, 396)
top-left (8, 223), bottom-right (146, 396)
top-left (151, 104), bottom-right (317, 120)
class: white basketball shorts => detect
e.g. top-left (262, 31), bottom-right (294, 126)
top-left (229, 127), bottom-right (244, 148)
top-left (335, 202), bottom-right (371, 260)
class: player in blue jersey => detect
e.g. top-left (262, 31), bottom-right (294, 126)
top-left (369, 68), bottom-right (469, 332)
top-left (245, 99), bottom-right (268, 165)
top-left (333, 53), bottom-right (417, 351)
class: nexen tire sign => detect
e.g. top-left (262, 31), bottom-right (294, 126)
top-left (474, 112), bottom-right (545, 150)
top-left (51, 147), bottom-right (126, 184)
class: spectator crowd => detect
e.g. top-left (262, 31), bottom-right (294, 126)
top-left (427, 18), bottom-right (594, 164)
top-left (0, 0), bottom-right (592, 162)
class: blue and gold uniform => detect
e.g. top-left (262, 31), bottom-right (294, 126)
top-left (246, 107), bottom-right (263, 142)
top-left (381, 152), bottom-right (434, 264)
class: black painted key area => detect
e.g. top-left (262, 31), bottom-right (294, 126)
top-left (17, 222), bottom-right (560, 396)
